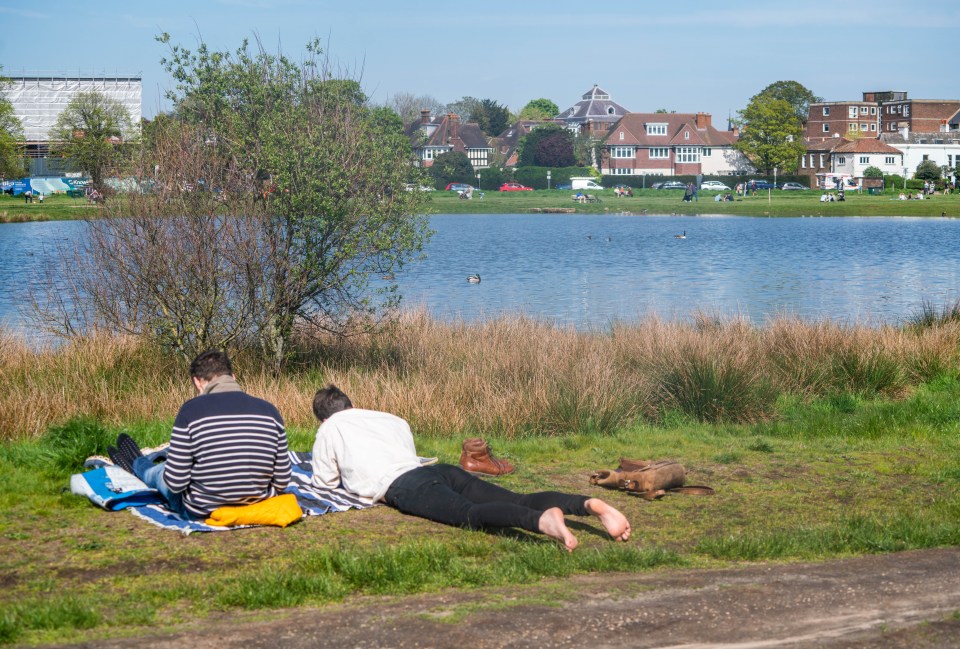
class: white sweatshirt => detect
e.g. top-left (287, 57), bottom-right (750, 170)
top-left (311, 408), bottom-right (422, 503)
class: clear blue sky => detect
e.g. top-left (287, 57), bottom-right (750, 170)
top-left (1, 0), bottom-right (957, 123)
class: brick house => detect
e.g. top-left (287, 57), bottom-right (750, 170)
top-left (802, 91), bottom-right (960, 182)
top-left (828, 138), bottom-right (904, 179)
top-left (405, 110), bottom-right (492, 169)
top-left (557, 85), bottom-right (629, 137)
top-left (601, 112), bottom-right (749, 178)
top-left (490, 120), bottom-right (558, 167)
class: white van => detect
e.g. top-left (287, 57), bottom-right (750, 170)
top-left (816, 173), bottom-right (860, 192)
top-left (570, 177), bottom-right (605, 191)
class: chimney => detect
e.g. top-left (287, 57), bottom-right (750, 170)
top-left (696, 112), bottom-right (711, 129)
top-left (420, 109), bottom-right (431, 124)
top-left (448, 113), bottom-right (460, 140)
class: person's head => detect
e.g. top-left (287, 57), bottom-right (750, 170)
top-left (312, 384), bottom-right (353, 422)
top-left (189, 350), bottom-right (233, 386)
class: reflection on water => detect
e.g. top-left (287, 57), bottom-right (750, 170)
top-left (2, 214), bottom-right (959, 337)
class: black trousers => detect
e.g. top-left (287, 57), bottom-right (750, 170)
top-left (383, 464), bottom-right (590, 533)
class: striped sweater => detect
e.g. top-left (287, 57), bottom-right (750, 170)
top-left (164, 390), bottom-right (292, 517)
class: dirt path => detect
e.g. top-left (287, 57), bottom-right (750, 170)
top-left (54, 547), bottom-right (960, 648)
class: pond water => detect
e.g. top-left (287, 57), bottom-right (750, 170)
top-left (2, 214), bottom-right (959, 335)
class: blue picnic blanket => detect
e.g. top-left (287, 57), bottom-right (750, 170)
top-left (70, 451), bottom-right (372, 535)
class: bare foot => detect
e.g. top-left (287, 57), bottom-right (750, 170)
top-left (538, 507), bottom-right (578, 552)
top-left (585, 498), bottom-right (631, 542)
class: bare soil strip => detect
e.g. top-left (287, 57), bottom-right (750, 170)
top-left (49, 547), bottom-right (960, 649)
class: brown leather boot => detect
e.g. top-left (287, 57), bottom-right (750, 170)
top-left (459, 438), bottom-right (515, 476)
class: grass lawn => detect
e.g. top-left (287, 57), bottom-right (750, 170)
top-left (425, 187), bottom-right (960, 217)
top-left (2, 379), bottom-right (959, 645)
top-left (1, 189), bottom-right (958, 222)
top-left (0, 193), bottom-right (100, 222)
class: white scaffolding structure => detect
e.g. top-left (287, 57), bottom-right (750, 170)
top-left (7, 74), bottom-right (142, 143)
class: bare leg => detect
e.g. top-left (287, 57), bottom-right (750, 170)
top-left (585, 498), bottom-right (631, 542)
top-left (538, 507), bottom-right (578, 552)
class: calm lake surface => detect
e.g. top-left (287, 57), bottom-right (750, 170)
top-left (2, 214), bottom-right (959, 334)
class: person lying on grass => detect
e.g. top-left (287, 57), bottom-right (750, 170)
top-left (310, 385), bottom-right (631, 552)
top-left (108, 350), bottom-right (292, 519)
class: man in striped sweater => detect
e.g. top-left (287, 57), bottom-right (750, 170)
top-left (110, 351), bottom-right (291, 519)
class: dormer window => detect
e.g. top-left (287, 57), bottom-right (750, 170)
top-left (607, 107), bottom-right (615, 115)
top-left (646, 123), bottom-right (667, 136)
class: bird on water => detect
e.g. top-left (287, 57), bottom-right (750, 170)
top-left (467, 274), bottom-right (481, 283)
top-left (674, 231), bottom-right (686, 239)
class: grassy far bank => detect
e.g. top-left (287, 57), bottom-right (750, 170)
top-left (2, 186), bottom-right (959, 222)
top-left (1, 313), bottom-right (960, 644)
top-left (0, 193), bottom-right (99, 222)
top-left (427, 186), bottom-right (960, 216)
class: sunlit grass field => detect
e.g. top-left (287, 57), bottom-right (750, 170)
top-left (1, 312), bottom-right (959, 644)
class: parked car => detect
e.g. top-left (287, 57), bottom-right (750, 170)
top-left (499, 182), bottom-right (534, 192)
top-left (780, 182), bottom-right (809, 191)
top-left (554, 183), bottom-right (572, 191)
top-left (701, 181), bottom-right (729, 191)
top-left (747, 180), bottom-right (778, 190)
top-left (700, 180), bottom-right (731, 191)
top-left (445, 182), bottom-right (474, 192)
top-left (657, 181), bottom-right (688, 190)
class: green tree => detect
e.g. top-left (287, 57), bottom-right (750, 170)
top-left (518, 98), bottom-right (559, 120)
top-left (446, 96), bottom-right (481, 123)
top-left (428, 150), bottom-right (474, 187)
top-left (472, 98), bottom-right (511, 136)
top-left (38, 37), bottom-right (431, 369)
top-left (532, 130), bottom-right (575, 167)
top-left (734, 96), bottom-right (805, 174)
top-left (48, 91), bottom-right (135, 190)
top-left (0, 69), bottom-right (24, 179)
top-left (516, 123), bottom-right (568, 166)
top-left (914, 160), bottom-right (941, 181)
top-left (753, 80), bottom-right (822, 124)
top-left (863, 166), bottom-right (883, 178)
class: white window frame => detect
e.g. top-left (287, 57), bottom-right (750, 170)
top-left (849, 123), bottom-right (858, 132)
top-left (823, 106), bottom-right (830, 116)
top-left (610, 146), bottom-right (635, 159)
top-left (849, 106), bottom-right (858, 118)
top-left (649, 147), bottom-right (669, 159)
top-left (702, 148), bottom-right (712, 157)
top-left (823, 124), bottom-right (830, 133)
top-left (859, 156), bottom-right (870, 164)
top-left (619, 131), bottom-right (624, 141)
top-left (837, 156), bottom-right (846, 165)
top-left (646, 123), bottom-right (667, 136)
top-left (676, 146), bottom-right (700, 163)
top-left (870, 124), bottom-right (877, 131)
top-left (885, 156), bottom-right (895, 164)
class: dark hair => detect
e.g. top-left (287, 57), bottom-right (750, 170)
top-left (189, 350), bottom-right (233, 381)
top-left (312, 384), bottom-right (353, 421)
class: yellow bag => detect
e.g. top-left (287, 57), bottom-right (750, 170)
top-left (205, 493), bottom-right (303, 527)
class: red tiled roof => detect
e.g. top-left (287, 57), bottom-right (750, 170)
top-left (606, 113), bottom-right (737, 147)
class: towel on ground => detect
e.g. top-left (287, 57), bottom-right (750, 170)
top-left (71, 451), bottom-right (372, 535)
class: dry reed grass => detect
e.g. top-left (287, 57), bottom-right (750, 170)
top-left (2, 311), bottom-right (958, 441)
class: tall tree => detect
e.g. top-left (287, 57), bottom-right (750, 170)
top-left (445, 96), bottom-right (481, 123)
top-left (428, 150), bottom-right (474, 186)
top-left (385, 92), bottom-right (445, 123)
top-left (472, 98), bottom-right (511, 136)
top-left (518, 98), bottom-right (559, 120)
top-left (734, 96), bottom-right (806, 174)
top-left (753, 81), bottom-right (822, 124)
top-left (516, 123), bottom-right (569, 166)
top-left (532, 129), bottom-right (575, 167)
top-left (48, 91), bottom-right (134, 190)
top-left (0, 67), bottom-right (25, 178)
top-left (36, 37), bottom-right (431, 369)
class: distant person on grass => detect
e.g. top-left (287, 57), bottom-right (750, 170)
top-left (310, 385), bottom-right (631, 552)
top-left (108, 351), bottom-right (291, 519)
